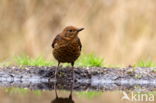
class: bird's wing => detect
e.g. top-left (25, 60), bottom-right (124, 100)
top-left (77, 37), bottom-right (82, 51)
top-left (51, 34), bottom-right (61, 48)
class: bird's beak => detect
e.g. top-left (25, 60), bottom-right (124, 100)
top-left (77, 28), bottom-right (84, 32)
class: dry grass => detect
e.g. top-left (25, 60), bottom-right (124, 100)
top-left (0, 0), bottom-right (156, 65)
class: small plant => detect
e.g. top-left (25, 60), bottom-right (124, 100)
top-left (76, 54), bottom-right (104, 67)
top-left (15, 55), bottom-right (55, 66)
top-left (134, 60), bottom-right (156, 67)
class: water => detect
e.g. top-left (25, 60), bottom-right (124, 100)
top-left (0, 66), bottom-right (156, 103)
top-left (0, 88), bottom-right (123, 103)
top-left (0, 80), bottom-right (155, 103)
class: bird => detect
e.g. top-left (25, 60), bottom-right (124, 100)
top-left (51, 93), bottom-right (74, 103)
top-left (51, 81), bottom-right (74, 103)
top-left (51, 26), bottom-right (84, 80)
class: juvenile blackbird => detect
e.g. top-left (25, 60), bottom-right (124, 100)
top-left (51, 81), bottom-right (74, 103)
top-left (51, 26), bottom-right (84, 80)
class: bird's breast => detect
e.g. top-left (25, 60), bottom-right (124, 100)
top-left (53, 42), bottom-right (81, 63)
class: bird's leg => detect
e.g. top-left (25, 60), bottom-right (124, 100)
top-left (55, 62), bottom-right (60, 81)
top-left (69, 80), bottom-right (74, 99)
top-left (71, 62), bottom-right (75, 82)
top-left (54, 81), bottom-right (58, 99)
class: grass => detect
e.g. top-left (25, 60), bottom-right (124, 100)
top-left (0, 54), bottom-right (154, 69)
top-left (76, 54), bottom-right (104, 67)
top-left (134, 60), bottom-right (156, 67)
top-left (15, 55), bottom-right (55, 66)
top-left (11, 55), bottom-right (156, 68)
top-left (14, 54), bottom-right (104, 67)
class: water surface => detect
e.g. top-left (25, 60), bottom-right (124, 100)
top-left (0, 81), bottom-right (155, 103)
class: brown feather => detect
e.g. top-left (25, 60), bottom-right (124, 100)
top-left (52, 26), bottom-right (83, 64)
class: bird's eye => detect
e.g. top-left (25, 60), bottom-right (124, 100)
top-left (68, 30), bottom-right (73, 32)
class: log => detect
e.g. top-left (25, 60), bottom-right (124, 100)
top-left (0, 66), bottom-right (156, 92)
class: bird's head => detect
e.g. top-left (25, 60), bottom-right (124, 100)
top-left (61, 26), bottom-right (84, 40)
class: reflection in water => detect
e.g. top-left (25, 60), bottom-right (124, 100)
top-left (51, 82), bottom-right (74, 103)
top-left (0, 82), bottom-right (155, 103)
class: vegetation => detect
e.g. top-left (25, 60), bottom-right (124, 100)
top-left (14, 54), bottom-right (104, 67)
top-left (1, 55), bottom-right (155, 68)
top-left (76, 54), bottom-right (104, 67)
top-left (15, 55), bottom-right (55, 66)
top-left (134, 60), bottom-right (156, 67)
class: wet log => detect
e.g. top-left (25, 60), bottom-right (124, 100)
top-left (0, 66), bottom-right (156, 91)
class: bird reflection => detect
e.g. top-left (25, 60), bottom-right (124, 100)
top-left (51, 82), bottom-right (74, 103)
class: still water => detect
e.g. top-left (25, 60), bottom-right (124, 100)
top-left (0, 81), bottom-right (155, 103)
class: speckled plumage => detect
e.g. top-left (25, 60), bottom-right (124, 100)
top-left (52, 34), bottom-right (81, 63)
top-left (51, 26), bottom-right (84, 80)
